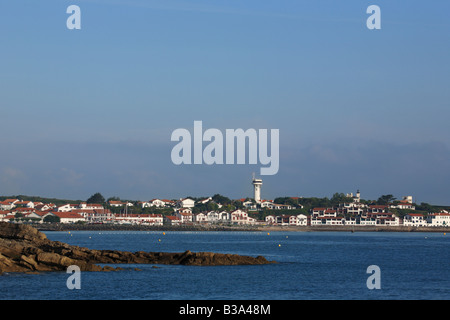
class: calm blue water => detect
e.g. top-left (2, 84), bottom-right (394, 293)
top-left (1, 231), bottom-right (449, 300)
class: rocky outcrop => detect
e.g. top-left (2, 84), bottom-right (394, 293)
top-left (0, 222), bottom-right (275, 274)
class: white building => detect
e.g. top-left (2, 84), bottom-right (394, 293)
top-left (252, 175), bottom-right (262, 203)
top-left (231, 209), bottom-right (249, 225)
top-left (176, 211), bottom-right (193, 223)
top-left (194, 212), bottom-right (208, 223)
top-left (56, 203), bottom-right (78, 212)
top-left (402, 196), bottom-right (413, 204)
top-left (427, 212), bottom-right (450, 227)
top-left (148, 199), bottom-right (166, 207)
top-left (219, 211), bottom-right (230, 222)
top-left (109, 201), bottom-right (125, 207)
top-left (48, 212), bottom-right (86, 224)
top-left (206, 211), bottom-right (220, 223)
top-left (391, 202), bottom-right (415, 210)
top-left (242, 200), bottom-right (257, 210)
top-left (403, 213), bottom-right (427, 227)
top-left (290, 214), bottom-right (308, 226)
top-left (177, 198), bottom-right (195, 209)
top-left (311, 216), bottom-right (345, 225)
top-left (79, 202), bottom-right (104, 210)
top-left (114, 214), bottom-right (163, 225)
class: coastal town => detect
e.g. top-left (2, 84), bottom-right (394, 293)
top-left (0, 177), bottom-right (449, 228)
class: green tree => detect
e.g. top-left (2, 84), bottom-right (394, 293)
top-left (43, 215), bottom-right (60, 223)
top-left (87, 192), bottom-right (105, 204)
top-left (377, 194), bottom-right (396, 205)
top-left (330, 193), bottom-right (354, 205)
top-left (212, 194), bottom-right (231, 205)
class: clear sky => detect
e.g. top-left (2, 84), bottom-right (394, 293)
top-left (1, 0), bottom-right (450, 204)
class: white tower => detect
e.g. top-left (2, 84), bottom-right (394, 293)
top-left (252, 173), bottom-right (263, 203)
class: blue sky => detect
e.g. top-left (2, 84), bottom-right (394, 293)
top-left (1, 0), bottom-right (450, 204)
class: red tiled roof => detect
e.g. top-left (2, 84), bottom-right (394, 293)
top-left (53, 212), bottom-right (84, 219)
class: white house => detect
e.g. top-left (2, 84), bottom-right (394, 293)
top-left (194, 212), bottom-right (208, 223)
top-left (403, 213), bottom-right (427, 227)
top-left (72, 209), bottom-right (113, 223)
top-left (206, 211), bottom-right (220, 223)
top-left (231, 209), bottom-right (249, 225)
top-left (391, 201), bottom-right (415, 210)
top-left (176, 211), bottom-right (193, 223)
top-left (109, 201), bottom-right (125, 207)
top-left (0, 200), bottom-right (17, 210)
top-left (311, 216), bottom-right (345, 225)
top-left (291, 214), bottom-right (308, 226)
top-left (79, 202), bottom-right (104, 210)
top-left (162, 199), bottom-right (176, 207)
top-left (263, 202), bottom-right (293, 210)
top-left (219, 211), bottom-right (230, 222)
top-left (311, 207), bottom-right (327, 217)
top-left (177, 198), bottom-right (195, 209)
top-left (56, 203), bottom-right (78, 212)
top-left (260, 200), bottom-right (273, 209)
top-left (48, 212), bottom-right (86, 224)
top-left (243, 200), bottom-right (257, 210)
top-left (366, 212), bottom-right (400, 225)
top-left (148, 199), bottom-right (166, 207)
top-left (426, 212), bottom-right (450, 227)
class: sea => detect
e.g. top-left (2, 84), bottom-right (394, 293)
top-left (1, 230), bottom-right (449, 300)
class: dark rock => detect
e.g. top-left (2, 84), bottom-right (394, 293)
top-left (0, 222), bottom-right (276, 274)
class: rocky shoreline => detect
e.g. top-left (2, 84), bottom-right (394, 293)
top-left (0, 222), bottom-right (275, 274)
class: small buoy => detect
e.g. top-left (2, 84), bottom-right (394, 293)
top-left (267, 232), bottom-right (270, 235)
top-left (278, 244), bottom-right (281, 247)
top-left (89, 236), bottom-right (91, 239)
top-left (444, 233), bottom-right (446, 236)
top-left (163, 232), bottom-right (166, 235)
top-left (158, 239), bottom-right (161, 242)
top-left (286, 236), bottom-right (288, 238)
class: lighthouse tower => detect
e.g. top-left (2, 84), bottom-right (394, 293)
top-left (252, 173), bottom-right (263, 203)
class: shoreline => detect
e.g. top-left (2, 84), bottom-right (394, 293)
top-left (33, 223), bottom-right (449, 233)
